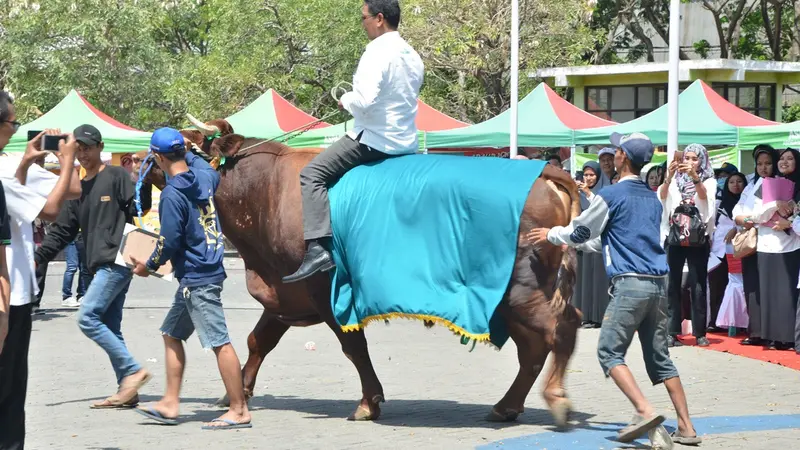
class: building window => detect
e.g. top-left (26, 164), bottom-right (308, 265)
top-left (712, 83), bottom-right (775, 120)
top-left (585, 83), bottom-right (691, 122)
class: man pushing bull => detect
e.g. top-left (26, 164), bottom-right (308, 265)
top-left (283, 0), bottom-right (424, 283)
top-left (527, 133), bottom-right (701, 445)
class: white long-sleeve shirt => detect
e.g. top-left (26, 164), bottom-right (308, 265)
top-left (340, 31), bottom-right (424, 155)
top-left (732, 177), bottom-right (800, 254)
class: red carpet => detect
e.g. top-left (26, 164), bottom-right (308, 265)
top-left (678, 332), bottom-right (800, 371)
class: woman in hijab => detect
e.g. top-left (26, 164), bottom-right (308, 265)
top-left (749, 148), bottom-right (800, 350)
top-left (659, 143), bottom-right (718, 347)
top-left (707, 172), bottom-right (747, 331)
top-left (733, 145), bottom-right (778, 346)
top-left (573, 160), bottom-right (611, 328)
top-left (641, 162), bottom-right (664, 191)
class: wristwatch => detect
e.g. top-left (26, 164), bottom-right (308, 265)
top-left (692, 177), bottom-right (701, 184)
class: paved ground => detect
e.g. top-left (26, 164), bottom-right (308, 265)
top-left (26, 259), bottom-right (800, 449)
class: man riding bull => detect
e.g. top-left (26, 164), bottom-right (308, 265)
top-left (283, 0), bottom-right (424, 283)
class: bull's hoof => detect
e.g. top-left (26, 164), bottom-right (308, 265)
top-left (214, 390), bottom-right (253, 408)
top-left (215, 393), bottom-right (230, 408)
top-left (347, 395), bottom-right (384, 421)
top-left (485, 407), bottom-right (520, 422)
top-left (549, 398), bottom-right (572, 429)
top-left (347, 404), bottom-right (381, 421)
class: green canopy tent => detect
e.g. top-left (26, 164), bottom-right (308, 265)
top-left (225, 89), bottom-right (330, 139)
top-left (574, 80), bottom-right (777, 146)
top-left (285, 100), bottom-right (468, 149)
top-left (738, 121), bottom-right (800, 149)
top-left (423, 83), bottom-right (616, 149)
top-left (5, 90), bottom-right (152, 153)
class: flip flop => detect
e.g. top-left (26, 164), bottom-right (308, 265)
top-left (201, 418), bottom-right (253, 430)
top-left (134, 406), bottom-right (179, 425)
top-left (617, 412), bottom-right (665, 443)
top-left (116, 371), bottom-right (153, 404)
top-left (670, 429), bottom-right (702, 445)
top-left (90, 395), bottom-right (139, 409)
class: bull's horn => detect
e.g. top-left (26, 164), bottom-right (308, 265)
top-left (186, 113), bottom-right (220, 136)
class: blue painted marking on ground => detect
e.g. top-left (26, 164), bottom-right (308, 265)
top-left (476, 414), bottom-right (800, 449)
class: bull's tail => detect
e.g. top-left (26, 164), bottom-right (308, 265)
top-left (546, 168), bottom-right (581, 316)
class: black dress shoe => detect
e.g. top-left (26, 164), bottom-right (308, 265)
top-left (282, 241), bottom-right (336, 283)
top-left (774, 342), bottom-right (794, 351)
top-left (740, 337), bottom-right (764, 346)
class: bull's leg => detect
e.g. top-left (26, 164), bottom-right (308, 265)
top-left (541, 305), bottom-right (581, 428)
top-left (216, 312), bottom-right (290, 407)
top-left (325, 322), bottom-right (385, 421)
top-left (488, 314), bottom-right (550, 422)
top-left (243, 312), bottom-right (291, 398)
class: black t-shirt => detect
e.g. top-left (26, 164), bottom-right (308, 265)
top-left (35, 166), bottom-right (152, 272)
top-left (0, 181), bottom-right (11, 246)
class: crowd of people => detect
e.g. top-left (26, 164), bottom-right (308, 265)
top-left (564, 142), bottom-right (800, 354)
top-left (0, 90), bottom-right (253, 448)
top-left (1, 0), bottom-right (797, 448)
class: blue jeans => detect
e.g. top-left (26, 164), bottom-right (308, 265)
top-left (77, 264), bottom-right (141, 384)
top-left (62, 240), bottom-right (90, 299)
top-left (597, 275), bottom-right (679, 385)
top-left (160, 283), bottom-right (230, 350)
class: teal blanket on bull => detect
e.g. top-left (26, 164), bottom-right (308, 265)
top-left (329, 154), bottom-right (546, 348)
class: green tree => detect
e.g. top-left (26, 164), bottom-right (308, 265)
top-left (402, 0), bottom-right (601, 122)
top-left (0, 0), bottom-right (180, 129)
top-left (167, 0), bottom-right (365, 125)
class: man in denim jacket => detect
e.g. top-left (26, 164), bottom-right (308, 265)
top-left (527, 133), bottom-right (701, 445)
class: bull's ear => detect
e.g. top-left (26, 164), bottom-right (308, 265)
top-left (211, 134), bottom-right (246, 158)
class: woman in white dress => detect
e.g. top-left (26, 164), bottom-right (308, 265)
top-left (733, 145), bottom-right (778, 346)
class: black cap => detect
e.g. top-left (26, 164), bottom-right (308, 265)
top-left (73, 124), bottom-right (102, 146)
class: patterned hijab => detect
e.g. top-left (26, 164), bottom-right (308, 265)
top-left (676, 143), bottom-right (713, 202)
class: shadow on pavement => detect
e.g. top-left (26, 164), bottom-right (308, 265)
top-left (241, 394), bottom-right (597, 429)
top-left (48, 393), bottom-right (599, 430)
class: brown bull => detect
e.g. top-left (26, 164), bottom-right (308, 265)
top-left (140, 116), bottom-right (584, 426)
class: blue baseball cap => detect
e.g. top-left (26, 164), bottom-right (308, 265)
top-left (149, 127), bottom-right (185, 153)
top-left (610, 132), bottom-right (655, 167)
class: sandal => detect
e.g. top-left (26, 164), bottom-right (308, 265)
top-left (90, 394), bottom-right (140, 409)
top-left (617, 412), bottom-right (665, 443)
top-left (201, 418), bottom-right (253, 430)
top-left (671, 429), bottom-right (702, 445)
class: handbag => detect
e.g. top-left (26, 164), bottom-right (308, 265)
top-left (732, 227), bottom-right (757, 259)
top-left (667, 203), bottom-right (708, 247)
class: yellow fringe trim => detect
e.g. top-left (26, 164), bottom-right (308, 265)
top-left (340, 312), bottom-right (492, 342)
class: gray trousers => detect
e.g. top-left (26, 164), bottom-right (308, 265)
top-left (300, 134), bottom-right (390, 240)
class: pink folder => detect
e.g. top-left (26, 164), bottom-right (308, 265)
top-left (761, 177), bottom-right (795, 226)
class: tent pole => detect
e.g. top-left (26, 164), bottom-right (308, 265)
top-left (509, 0), bottom-right (519, 158)
top-left (570, 145), bottom-right (576, 177)
top-left (667, 0), bottom-right (680, 160)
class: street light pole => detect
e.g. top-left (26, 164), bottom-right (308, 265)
top-left (509, 0), bottom-right (519, 158)
top-left (667, 0), bottom-right (681, 160)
